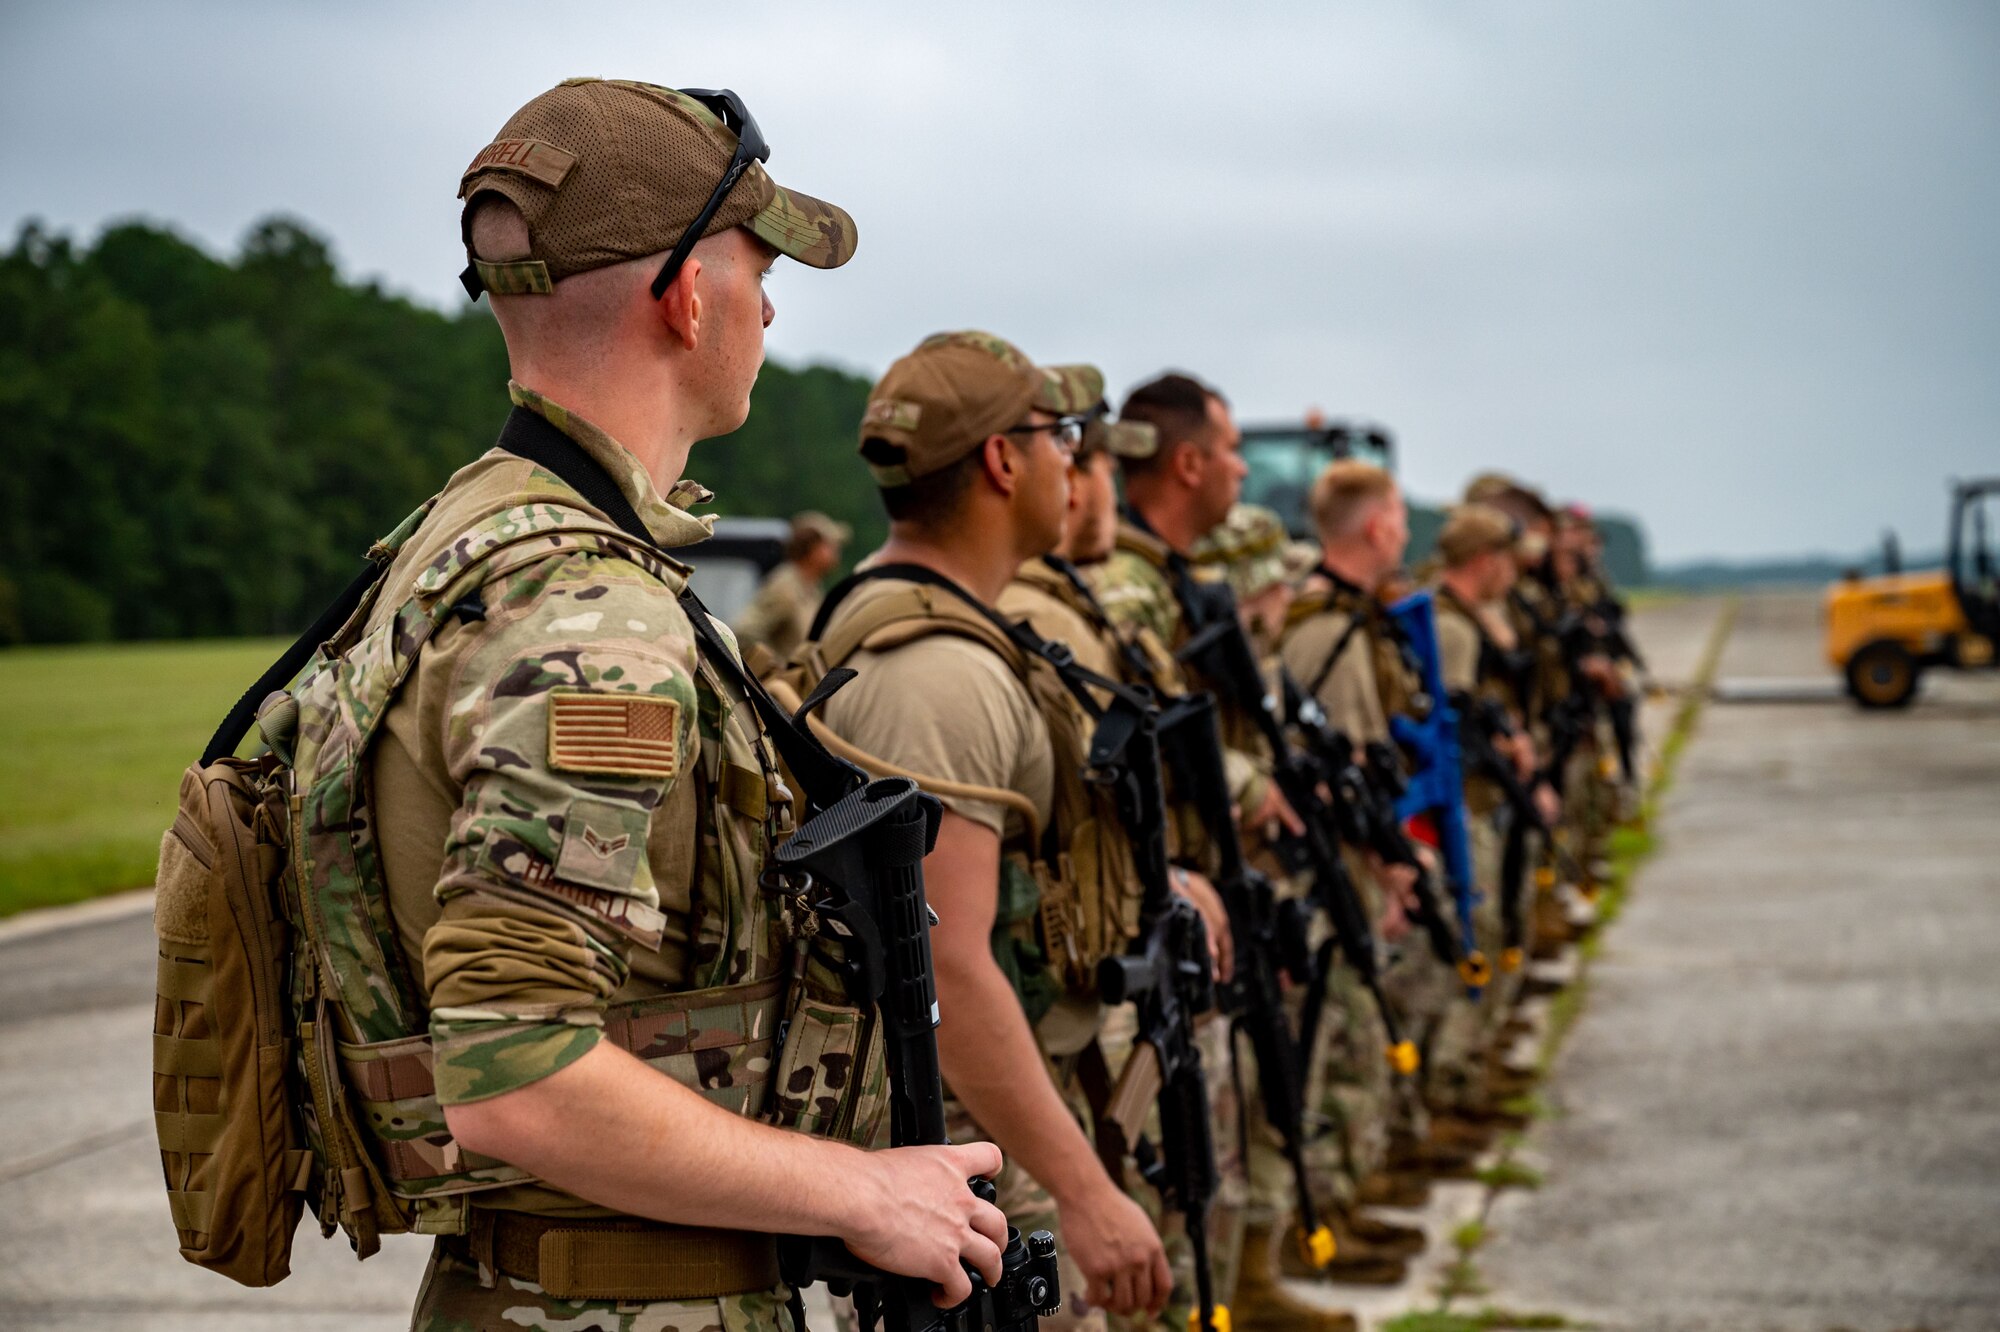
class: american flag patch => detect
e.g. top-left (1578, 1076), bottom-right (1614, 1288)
top-left (547, 690), bottom-right (682, 779)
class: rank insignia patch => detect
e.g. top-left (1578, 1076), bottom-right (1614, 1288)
top-left (548, 689), bottom-right (681, 779)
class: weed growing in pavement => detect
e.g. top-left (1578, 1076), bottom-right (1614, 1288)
top-left (1382, 1312), bottom-right (1580, 1332)
top-left (1476, 1159), bottom-right (1545, 1190)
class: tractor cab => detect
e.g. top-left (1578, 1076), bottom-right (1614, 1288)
top-left (1825, 478), bottom-right (2000, 707)
top-left (1238, 416), bottom-right (1395, 536)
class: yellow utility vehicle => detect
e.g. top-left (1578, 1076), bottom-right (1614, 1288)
top-left (1826, 478), bottom-right (2000, 707)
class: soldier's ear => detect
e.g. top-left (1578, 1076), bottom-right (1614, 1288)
top-left (655, 257), bottom-right (702, 350)
top-left (1168, 438), bottom-right (1205, 490)
top-left (982, 434), bottom-right (1018, 496)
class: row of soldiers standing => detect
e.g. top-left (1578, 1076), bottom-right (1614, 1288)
top-left (737, 337), bottom-right (1644, 1332)
top-left (194, 79), bottom-right (1659, 1332)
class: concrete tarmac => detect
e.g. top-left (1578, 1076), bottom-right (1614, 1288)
top-left (1479, 592), bottom-right (2000, 1332)
top-left (5, 592), bottom-right (1994, 1329)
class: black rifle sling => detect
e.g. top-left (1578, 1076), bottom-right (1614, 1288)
top-left (494, 406), bottom-right (865, 809)
top-left (813, 562), bottom-right (1151, 723)
top-left (202, 561), bottom-right (382, 765)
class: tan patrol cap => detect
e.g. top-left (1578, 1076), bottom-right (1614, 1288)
top-left (1465, 471), bottom-right (1553, 524)
top-left (458, 78), bottom-right (856, 295)
top-left (858, 331), bottom-right (1064, 488)
top-left (1437, 503), bottom-right (1520, 567)
top-left (790, 510), bottom-right (852, 544)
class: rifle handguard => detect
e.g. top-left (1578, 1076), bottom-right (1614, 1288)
top-left (1296, 1224), bottom-right (1337, 1271)
top-left (1459, 952), bottom-right (1494, 989)
top-left (1386, 1040), bottom-right (1421, 1077)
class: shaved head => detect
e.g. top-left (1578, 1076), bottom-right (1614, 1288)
top-left (469, 197), bottom-right (655, 367)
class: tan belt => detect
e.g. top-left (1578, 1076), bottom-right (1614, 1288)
top-left (453, 1211), bottom-right (782, 1301)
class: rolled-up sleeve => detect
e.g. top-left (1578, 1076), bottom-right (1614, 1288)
top-left (421, 552), bottom-right (700, 1104)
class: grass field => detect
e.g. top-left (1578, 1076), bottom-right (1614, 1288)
top-left (0, 638), bottom-right (285, 917)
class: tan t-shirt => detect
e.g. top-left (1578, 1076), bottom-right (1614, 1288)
top-left (1436, 608), bottom-right (1482, 695)
top-left (1281, 607), bottom-right (1390, 744)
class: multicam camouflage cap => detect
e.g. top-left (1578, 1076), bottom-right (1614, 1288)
top-left (1080, 418), bottom-right (1159, 462)
top-left (1437, 502), bottom-right (1521, 567)
top-left (458, 78), bottom-right (856, 295)
top-left (1192, 503), bottom-right (1293, 601)
top-left (858, 331), bottom-right (1064, 488)
top-left (1040, 364), bottom-right (1106, 417)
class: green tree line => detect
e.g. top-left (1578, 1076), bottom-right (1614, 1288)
top-left (0, 216), bottom-right (881, 645)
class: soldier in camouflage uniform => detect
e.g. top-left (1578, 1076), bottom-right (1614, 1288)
top-left (1465, 475), bottom-right (1587, 958)
top-left (733, 510), bottom-right (850, 662)
top-left (1552, 505), bottom-right (1629, 885)
top-left (1425, 503), bottom-right (1561, 1130)
top-left (1001, 392), bottom-right (1250, 1331)
top-left (1093, 375), bottom-right (1365, 1332)
top-left (809, 334), bottom-right (1174, 1331)
top-left (1272, 462), bottom-right (1437, 1287)
top-left (327, 78), bottom-right (1008, 1331)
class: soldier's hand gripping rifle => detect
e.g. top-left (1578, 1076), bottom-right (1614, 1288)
top-left (1156, 689), bottom-right (1337, 1275)
top-left (1085, 691), bottom-right (1227, 1332)
top-left (769, 778), bottom-right (1062, 1332)
top-left (1174, 579), bottom-right (1419, 1081)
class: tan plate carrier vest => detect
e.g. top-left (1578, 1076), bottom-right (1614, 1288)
top-left (771, 577), bottom-right (1142, 1025)
top-left (152, 492), bottom-right (886, 1287)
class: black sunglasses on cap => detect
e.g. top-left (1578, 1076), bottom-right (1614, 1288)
top-left (649, 87), bottom-right (769, 301)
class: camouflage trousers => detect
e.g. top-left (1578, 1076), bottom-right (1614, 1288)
top-left (1418, 815), bottom-right (1518, 1115)
top-left (1247, 959), bottom-right (1391, 1219)
top-left (1093, 1006), bottom-right (1249, 1329)
top-left (1564, 734), bottom-right (1621, 880)
top-left (831, 1017), bottom-right (1245, 1332)
top-left (410, 1241), bottom-right (795, 1332)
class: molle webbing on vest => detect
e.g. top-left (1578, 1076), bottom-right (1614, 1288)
top-left (807, 565), bottom-right (1149, 995)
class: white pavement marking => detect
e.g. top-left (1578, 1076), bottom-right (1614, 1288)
top-left (0, 885), bottom-right (154, 944)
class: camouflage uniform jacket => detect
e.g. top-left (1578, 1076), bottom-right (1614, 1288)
top-left (274, 384), bottom-right (885, 1247)
top-left (1505, 575), bottom-right (1573, 741)
top-left (1092, 518), bottom-right (1270, 821)
top-left (1000, 554), bottom-right (1211, 872)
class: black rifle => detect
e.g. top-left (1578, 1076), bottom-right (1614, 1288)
top-left (1156, 690), bottom-right (1336, 1272)
top-left (1459, 695), bottom-right (1584, 966)
top-left (1088, 691), bottom-right (1225, 1332)
top-left (479, 412), bottom-right (1057, 1332)
top-left (1285, 675), bottom-right (1488, 994)
top-left (770, 780), bottom-right (1062, 1332)
top-left (1593, 596), bottom-right (1644, 785)
top-left (1174, 578), bottom-right (1416, 1078)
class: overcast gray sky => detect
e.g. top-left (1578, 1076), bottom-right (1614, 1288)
top-left (4, 1), bottom-right (1995, 562)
